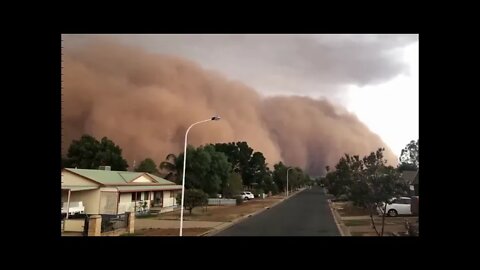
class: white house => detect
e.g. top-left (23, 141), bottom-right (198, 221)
top-left (61, 167), bottom-right (183, 215)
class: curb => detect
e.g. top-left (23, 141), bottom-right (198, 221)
top-left (201, 188), bottom-right (308, 236)
top-left (327, 199), bottom-right (351, 236)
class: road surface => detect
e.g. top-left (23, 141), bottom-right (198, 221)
top-left (213, 186), bottom-right (340, 236)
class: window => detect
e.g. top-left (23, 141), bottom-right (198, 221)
top-left (132, 192), bottom-right (141, 201)
top-left (170, 191), bottom-right (175, 198)
top-left (144, 192), bottom-right (150, 200)
top-left (400, 198), bottom-right (411, 204)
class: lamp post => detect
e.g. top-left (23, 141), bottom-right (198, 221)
top-left (179, 116), bottom-right (221, 236)
top-left (286, 167), bottom-right (293, 197)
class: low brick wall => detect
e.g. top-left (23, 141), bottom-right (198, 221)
top-left (64, 219), bottom-right (85, 232)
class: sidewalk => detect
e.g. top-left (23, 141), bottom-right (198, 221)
top-left (135, 219), bottom-right (224, 230)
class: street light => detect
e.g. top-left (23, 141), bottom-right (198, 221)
top-left (286, 167), bottom-right (293, 197)
top-left (179, 116), bottom-right (221, 236)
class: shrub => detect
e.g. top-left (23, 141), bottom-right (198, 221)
top-left (254, 189), bottom-right (264, 197)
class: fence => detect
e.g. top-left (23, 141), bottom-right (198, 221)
top-left (101, 213), bottom-right (129, 233)
top-left (208, 198), bottom-right (236, 206)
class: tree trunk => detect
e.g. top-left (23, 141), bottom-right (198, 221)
top-left (381, 202), bottom-right (387, 236)
top-left (369, 205), bottom-right (380, 236)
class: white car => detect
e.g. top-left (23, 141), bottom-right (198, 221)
top-left (240, 191), bottom-right (255, 200)
top-left (377, 197), bottom-right (412, 217)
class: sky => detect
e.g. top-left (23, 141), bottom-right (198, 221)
top-left (62, 34), bottom-right (418, 170)
top-left (95, 34), bottom-right (418, 156)
top-left (345, 41), bottom-right (418, 154)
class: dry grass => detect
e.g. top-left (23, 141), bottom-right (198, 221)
top-left (346, 217), bottom-right (419, 236)
top-left (156, 195), bottom-right (284, 222)
top-left (343, 219), bottom-right (372, 227)
top-left (335, 202), bottom-right (371, 216)
top-left (350, 232), bottom-right (379, 237)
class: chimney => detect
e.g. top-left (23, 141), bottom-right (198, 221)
top-left (99, 166), bottom-right (111, 171)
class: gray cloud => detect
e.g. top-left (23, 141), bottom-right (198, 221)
top-left (90, 34), bottom-right (418, 98)
top-left (63, 34), bottom-right (417, 101)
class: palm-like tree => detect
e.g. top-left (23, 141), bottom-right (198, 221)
top-left (159, 153), bottom-right (179, 182)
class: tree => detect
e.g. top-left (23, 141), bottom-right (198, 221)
top-left (261, 172), bottom-right (276, 195)
top-left (212, 142), bottom-right (242, 172)
top-left (399, 139), bottom-right (419, 170)
top-left (135, 158), bottom-right (160, 175)
top-left (223, 173), bottom-right (243, 198)
top-left (176, 189), bottom-right (208, 215)
top-left (324, 148), bottom-right (409, 236)
top-left (397, 162), bottom-right (418, 172)
top-left (159, 153), bottom-right (179, 182)
top-left (245, 151), bottom-right (270, 189)
top-left (212, 142), bottom-right (268, 188)
top-left (324, 154), bottom-right (362, 199)
top-left (350, 148), bottom-right (408, 236)
top-left (272, 162), bottom-right (288, 192)
top-left (203, 145), bottom-right (231, 196)
top-left (64, 134), bottom-right (129, 170)
top-left (61, 156), bottom-right (68, 169)
top-left (177, 145), bottom-right (231, 197)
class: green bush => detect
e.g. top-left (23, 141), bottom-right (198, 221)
top-left (176, 189), bottom-right (208, 214)
top-left (254, 189), bottom-right (264, 197)
top-left (271, 184), bottom-right (279, 195)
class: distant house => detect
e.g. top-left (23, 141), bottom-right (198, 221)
top-left (61, 167), bottom-right (182, 216)
top-left (400, 170), bottom-right (419, 196)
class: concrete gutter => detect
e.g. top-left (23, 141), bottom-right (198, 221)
top-left (201, 188), bottom-right (308, 236)
top-left (327, 199), bottom-right (351, 236)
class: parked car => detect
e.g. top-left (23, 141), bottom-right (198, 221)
top-left (377, 197), bottom-right (412, 217)
top-left (240, 191), bottom-right (255, 200)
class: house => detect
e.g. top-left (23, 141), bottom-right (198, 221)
top-left (61, 166), bottom-right (183, 216)
top-left (400, 170), bottom-right (419, 196)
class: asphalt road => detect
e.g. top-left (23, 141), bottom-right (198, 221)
top-left (213, 186), bottom-right (341, 236)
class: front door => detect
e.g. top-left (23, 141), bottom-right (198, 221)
top-left (154, 191), bottom-right (163, 207)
